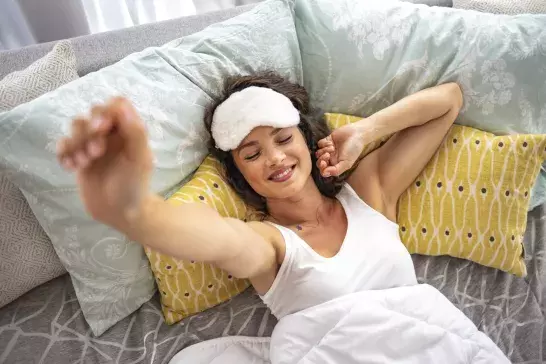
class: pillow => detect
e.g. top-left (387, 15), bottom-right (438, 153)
top-left (145, 156), bottom-right (252, 324)
top-left (453, 0), bottom-right (546, 15)
top-left (451, 0), bottom-right (546, 215)
top-left (0, 41), bottom-right (78, 111)
top-left (0, 40), bottom-right (77, 308)
top-left (0, 0), bottom-right (301, 336)
top-left (294, 0), bottom-right (546, 209)
top-left (329, 113), bottom-right (546, 277)
top-left (403, 0), bottom-right (453, 6)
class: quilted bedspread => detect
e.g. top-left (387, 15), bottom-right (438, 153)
top-left (170, 284), bottom-right (510, 363)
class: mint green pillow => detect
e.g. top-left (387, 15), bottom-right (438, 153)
top-left (295, 0), bottom-right (546, 209)
top-left (0, 0), bottom-right (301, 336)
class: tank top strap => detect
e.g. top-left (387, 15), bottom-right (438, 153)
top-left (265, 221), bottom-right (296, 249)
top-left (337, 182), bottom-right (367, 207)
top-left (260, 222), bottom-right (299, 310)
top-left (339, 182), bottom-right (400, 231)
top-left (263, 221), bottom-right (302, 268)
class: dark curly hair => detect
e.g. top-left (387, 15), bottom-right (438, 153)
top-left (204, 71), bottom-right (344, 214)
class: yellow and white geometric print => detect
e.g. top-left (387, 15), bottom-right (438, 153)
top-left (397, 125), bottom-right (546, 277)
top-left (325, 113), bottom-right (546, 277)
top-left (145, 156), bottom-right (250, 325)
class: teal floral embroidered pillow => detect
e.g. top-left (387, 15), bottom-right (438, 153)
top-left (0, 0), bottom-right (301, 336)
top-left (295, 0), bottom-right (546, 209)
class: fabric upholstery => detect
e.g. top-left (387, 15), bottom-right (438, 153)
top-left (453, 0), bottom-right (546, 14)
top-left (0, 40), bottom-right (78, 110)
top-left (0, 40), bottom-right (77, 308)
top-left (404, 0), bottom-right (453, 6)
top-left (0, 5), bottom-right (257, 79)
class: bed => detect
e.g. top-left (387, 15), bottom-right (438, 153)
top-left (0, 1), bottom-right (544, 363)
top-left (1, 204), bottom-right (543, 363)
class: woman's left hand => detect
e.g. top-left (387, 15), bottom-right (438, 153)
top-left (316, 122), bottom-right (367, 177)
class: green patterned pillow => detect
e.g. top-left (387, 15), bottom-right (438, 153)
top-left (294, 0), bottom-right (546, 209)
top-left (0, 0), bottom-right (301, 336)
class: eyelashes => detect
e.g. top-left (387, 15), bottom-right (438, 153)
top-left (243, 135), bottom-right (293, 161)
top-left (245, 152), bottom-right (260, 161)
top-left (278, 135), bottom-right (292, 144)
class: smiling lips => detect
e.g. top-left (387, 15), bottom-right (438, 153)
top-left (269, 165), bottom-right (295, 182)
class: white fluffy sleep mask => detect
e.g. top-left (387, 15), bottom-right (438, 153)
top-left (211, 86), bottom-right (300, 151)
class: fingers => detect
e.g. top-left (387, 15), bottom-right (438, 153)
top-left (316, 142), bottom-right (337, 177)
top-left (323, 161), bottom-right (352, 177)
top-left (57, 117), bottom-right (94, 171)
top-left (57, 138), bottom-right (75, 170)
top-left (56, 98), bottom-right (127, 171)
top-left (316, 151), bottom-right (329, 167)
top-left (315, 145), bottom-right (334, 159)
top-left (87, 137), bottom-right (105, 159)
top-left (318, 155), bottom-right (328, 169)
top-left (316, 148), bottom-right (351, 177)
top-left (90, 105), bottom-right (114, 134)
top-left (56, 97), bottom-right (148, 172)
top-left (105, 97), bottom-right (149, 160)
top-left (58, 134), bottom-right (108, 172)
top-left (316, 136), bottom-right (337, 177)
top-left (316, 151), bottom-right (337, 177)
top-left (71, 117), bottom-right (91, 146)
top-left (317, 135), bottom-right (333, 149)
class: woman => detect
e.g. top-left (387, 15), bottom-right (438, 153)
top-left (56, 72), bottom-right (463, 318)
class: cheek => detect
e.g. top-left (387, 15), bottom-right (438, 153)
top-left (236, 162), bottom-right (266, 190)
top-left (244, 166), bottom-right (264, 185)
top-left (294, 142), bottom-right (313, 171)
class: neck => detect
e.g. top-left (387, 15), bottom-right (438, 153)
top-left (266, 177), bottom-right (333, 226)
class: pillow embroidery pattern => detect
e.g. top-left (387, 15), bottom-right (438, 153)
top-left (295, 0), bottom-right (546, 209)
top-left (325, 113), bottom-right (546, 277)
top-left (145, 156), bottom-right (250, 324)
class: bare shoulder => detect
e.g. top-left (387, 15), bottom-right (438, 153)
top-left (246, 220), bottom-right (286, 265)
top-left (245, 220), bottom-right (286, 296)
top-left (347, 151), bottom-right (397, 222)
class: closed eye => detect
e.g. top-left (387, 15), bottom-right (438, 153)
top-left (244, 151), bottom-right (260, 161)
top-left (278, 135), bottom-right (292, 144)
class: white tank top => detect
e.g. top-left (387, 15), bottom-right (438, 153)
top-left (260, 183), bottom-right (418, 319)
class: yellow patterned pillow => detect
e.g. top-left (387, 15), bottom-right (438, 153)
top-left (326, 113), bottom-right (546, 277)
top-left (144, 156), bottom-right (250, 324)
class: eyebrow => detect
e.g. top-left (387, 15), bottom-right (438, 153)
top-left (237, 128), bottom-right (283, 153)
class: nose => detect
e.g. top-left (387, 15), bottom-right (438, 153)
top-left (265, 146), bottom-right (286, 167)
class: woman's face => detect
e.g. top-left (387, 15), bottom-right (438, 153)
top-left (232, 125), bottom-right (312, 200)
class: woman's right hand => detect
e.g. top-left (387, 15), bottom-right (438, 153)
top-left (315, 122), bottom-right (367, 177)
top-left (56, 97), bottom-right (153, 230)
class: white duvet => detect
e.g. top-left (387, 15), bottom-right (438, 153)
top-left (170, 284), bottom-right (509, 364)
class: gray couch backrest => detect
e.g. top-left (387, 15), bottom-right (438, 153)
top-left (0, 5), bottom-right (256, 79)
